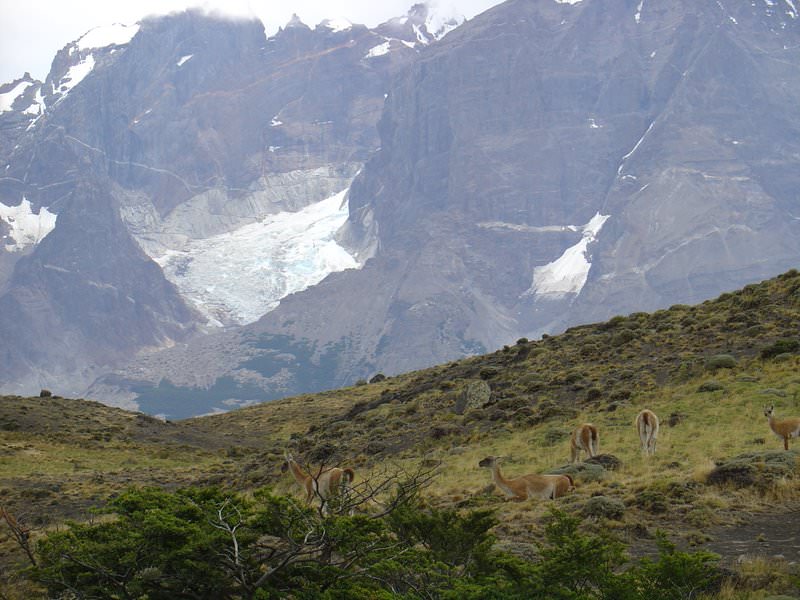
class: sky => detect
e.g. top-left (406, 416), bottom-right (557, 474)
top-left (0, 0), bottom-right (502, 84)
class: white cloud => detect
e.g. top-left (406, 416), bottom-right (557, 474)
top-left (0, 1), bottom-right (502, 84)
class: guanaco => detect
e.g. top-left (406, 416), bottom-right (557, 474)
top-left (635, 409), bottom-right (659, 455)
top-left (764, 405), bottom-right (800, 451)
top-left (478, 456), bottom-right (574, 501)
top-left (281, 451), bottom-right (355, 513)
top-left (570, 423), bottom-right (599, 463)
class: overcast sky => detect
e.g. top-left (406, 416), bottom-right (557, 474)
top-left (0, 0), bottom-right (502, 84)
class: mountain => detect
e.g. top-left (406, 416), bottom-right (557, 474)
top-left (3, 1), bottom-right (799, 417)
top-left (96, 0), bottom-right (800, 417)
top-left (0, 7), bottom-right (444, 396)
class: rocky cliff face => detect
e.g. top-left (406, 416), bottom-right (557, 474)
top-left (0, 8), bottom-right (427, 395)
top-left (107, 0), bottom-right (800, 418)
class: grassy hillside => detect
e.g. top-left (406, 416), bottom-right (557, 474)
top-left (2, 269), bottom-right (800, 597)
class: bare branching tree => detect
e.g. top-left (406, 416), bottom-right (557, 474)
top-left (212, 459), bottom-right (443, 597)
top-left (0, 507), bottom-right (36, 567)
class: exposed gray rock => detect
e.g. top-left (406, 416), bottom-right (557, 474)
top-left (548, 462), bottom-right (607, 483)
top-left (453, 380), bottom-right (492, 415)
top-left (707, 450), bottom-right (799, 489)
top-left (585, 454), bottom-right (623, 472)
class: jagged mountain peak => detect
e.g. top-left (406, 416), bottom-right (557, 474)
top-left (316, 17), bottom-right (354, 32)
top-left (284, 13), bottom-right (310, 30)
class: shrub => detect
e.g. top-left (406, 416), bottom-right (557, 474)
top-left (761, 339), bottom-right (800, 359)
top-left (697, 380), bottom-right (725, 393)
top-left (586, 387), bottom-right (603, 402)
top-left (611, 329), bottom-right (637, 347)
top-left (705, 354), bottom-right (737, 370)
top-left (582, 496), bottom-right (626, 520)
top-left (26, 489), bottom-right (728, 600)
top-left (634, 490), bottom-right (669, 514)
top-left (634, 533), bottom-right (722, 600)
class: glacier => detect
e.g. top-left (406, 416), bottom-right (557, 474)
top-left (154, 189), bottom-right (360, 327)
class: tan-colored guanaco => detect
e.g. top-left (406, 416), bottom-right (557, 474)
top-left (281, 451), bottom-right (355, 513)
top-left (764, 405), bottom-right (800, 451)
top-left (478, 456), bottom-right (574, 501)
top-left (635, 409), bottom-right (659, 455)
top-left (570, 423), bottom-right (599, 463)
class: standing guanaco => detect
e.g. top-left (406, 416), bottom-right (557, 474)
top-left (281, 451), bottom-right (355, 513)
top-left (635, 409), bottom-right (659, 455)
top-left (570, 423), bottom-right (599, 463)
top-left (764, 405), bottom-right (800, 451)
top-left (478, 456), bottom-right (574, 500)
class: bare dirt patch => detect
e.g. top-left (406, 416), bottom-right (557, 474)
top-left (705, 503), bottom-right (800, 564)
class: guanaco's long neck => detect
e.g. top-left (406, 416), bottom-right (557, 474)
top-left (288, 459), bottom-right (308, 484)
top-left (767, 415), bottom-right (779, 432)
top-left (490, 464), bottom-right (508, 487)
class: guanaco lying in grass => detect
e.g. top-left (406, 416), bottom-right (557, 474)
top-left (281, 451), bottom-right (355, 513)
top-left (635, 409), bottom-right (659, 455)
top-left (570, 423), bottom-right (599, 463)
top-left (764, 405), bottom-right (800, 451)
top-left (478, 456), bottom-right (574, 501)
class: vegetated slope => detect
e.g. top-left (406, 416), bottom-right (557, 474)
top-left (214, 268), bottom-right (800, 466)
top-left (2, 269), bottom-right (800, 575)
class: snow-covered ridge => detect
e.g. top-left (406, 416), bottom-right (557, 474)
top-left (525, 212), bottom-right (609, 299)
top-left (153, 189), bottom-right (360, 326)
top-left (0, 81), bottom-right (32, 113)
top-left (77, 23), bottom-right (140, 50)
top-left (0, 197), bottom-right (58, 252)
top-left (56, 55), bottom-right (95, 100)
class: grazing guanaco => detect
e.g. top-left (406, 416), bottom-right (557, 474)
top-left (764, 405), bottom-right (800, 451)
top-left (570, 423), bottom-right (599, 463)
top-left (478, 456), bottom-right (574, 501)
top-left (635, 409), bottom-right (659, 455)
top-left (281, 451), bottom-right (355, 513)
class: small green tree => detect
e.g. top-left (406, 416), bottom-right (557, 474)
top-left (631, 532), bottom-right (721, 600)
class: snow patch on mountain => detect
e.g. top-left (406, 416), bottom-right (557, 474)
top-left (0, 197), bottom-right (58, 251)
top-left (366, 41), bottom-right (392, 58)
top-left (177, 54), bottom-right (194, 67)
top-left (154, 189), bottom-right (359, 326)
top-left (77, 23), bottom-right (140, 50)
top-left (0, 81), bottom-right (32, 113)
top-left (425, 7), bottom-right (464, 40)
top-left (56, 55), bottom-right (95, 99)
top-left (318, 18), bottom-right (352, 32)
top-left (525, 212), bottom-right (609, 298)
